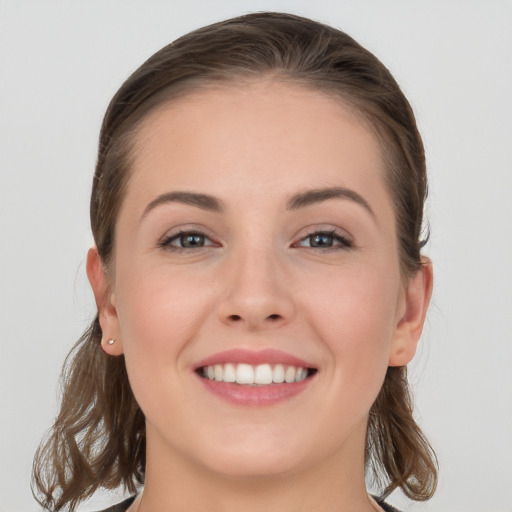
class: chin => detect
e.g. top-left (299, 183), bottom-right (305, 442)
top-left (199, 450), bottom-right (306, 480)
top-left (182, 426), bottom-right (313, 479)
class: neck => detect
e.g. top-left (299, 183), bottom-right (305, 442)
top-left (136, 423), bottom-right (376, 512)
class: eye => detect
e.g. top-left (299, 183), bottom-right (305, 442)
top-left (296, 230), bottom-right (353, 250)
top-left (159, 230), bottom-right (216, 250)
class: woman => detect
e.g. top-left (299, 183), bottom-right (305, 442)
top-left (33, 12), bottom-right (437, 512)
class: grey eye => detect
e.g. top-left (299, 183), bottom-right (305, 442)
top-left (162, 231), bottom-right (215, 250)
top-left (296, 230), bottom-right (353, 250)
top-left (177, 233), bottom-right (206, 248)
top-left (307, 233), bottom-right (335, 247)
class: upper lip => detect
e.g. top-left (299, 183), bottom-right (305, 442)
top-left (194, 348), bottom-right (316, 370)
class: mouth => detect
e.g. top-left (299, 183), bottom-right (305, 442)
top-left (196, 363), bottom-right (317, 386)
top-left (193, 349), bottom-right (318, 406)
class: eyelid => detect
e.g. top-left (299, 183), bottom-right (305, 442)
top-left (156, 224), bottom-right (353, 251)
top-left (158, 226), bottom-right (220, 250)
top-left (291, 227), bottom-right (354, 250)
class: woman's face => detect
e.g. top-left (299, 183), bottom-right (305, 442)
top-left (92, 81), bottom-right (428, 479)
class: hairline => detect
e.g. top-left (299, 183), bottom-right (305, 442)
top-left (107, 72), bottom-right (410, 277)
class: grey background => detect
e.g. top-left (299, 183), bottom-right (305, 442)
top-left (1, 1), bottom-right (511, 511)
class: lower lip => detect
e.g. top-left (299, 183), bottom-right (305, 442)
top-left (197, 375), bottom-right (314, 406)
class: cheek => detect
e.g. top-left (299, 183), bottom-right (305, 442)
top-left (114, 263), bottom-right (212, 367)
top-left (283, 263), bottom-right (402, 448)
top-left (111, 263), bottom-right (217, 419)
top-left (305, 263), bottom-right (400, 375)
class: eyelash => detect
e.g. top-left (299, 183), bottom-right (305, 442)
top-left (158, 230), bottom-right (216, 252)
top-left (158, 229), bottom-right (353, 252)
top-left (294, 230), bottom-right (353, 250)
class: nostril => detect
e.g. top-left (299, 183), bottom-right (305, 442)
top-left (224, 313), bottom-right (284, 324)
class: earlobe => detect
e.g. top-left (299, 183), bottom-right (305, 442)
top-left (99, 336), bottom-right (124, 356)
top-left (86, 247), bottom-right (124, 356)
top-left (389, 257), bottom-right (433, 367)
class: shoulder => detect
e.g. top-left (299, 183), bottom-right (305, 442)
top-left (94, 496), bottom-right (136, 512)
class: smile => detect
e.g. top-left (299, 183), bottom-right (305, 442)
top-left (194, 349), bottom-right (318, 405)
top-left (199, 363), bottom-right (315, 385)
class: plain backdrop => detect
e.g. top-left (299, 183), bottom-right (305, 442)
top-left (1, 1), bottom-right (511, 511)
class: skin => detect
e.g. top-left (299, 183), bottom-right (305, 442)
top-left (87, 80), bottom-right (432, 512)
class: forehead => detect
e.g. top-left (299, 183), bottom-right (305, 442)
top-left (125, 81), bottom-right (392, 216)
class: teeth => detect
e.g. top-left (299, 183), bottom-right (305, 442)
top-left (236, 363), bottom-right (254, 384)
top-left (273, 364), bottom-right (285, 383)
top-left (254, 364), bottom-right (273, 384)
top-left (284, 366), bottom-right (296, 383)
top-left (223, 363), bottom-right (236, 383)
top-left (201, 363), bottom-right (310, 385)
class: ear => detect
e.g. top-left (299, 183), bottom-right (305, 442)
top-left (388, 257), bottom-right (433, 367)
top-left (86, 246), bottom-right (124, 356)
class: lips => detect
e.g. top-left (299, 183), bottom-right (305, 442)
top-left (195, 348), bottom-right (314, 368)
top-left (194, 349), bottom-right (317, 406)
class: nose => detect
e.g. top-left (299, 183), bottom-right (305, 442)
top-left (217, 246), bottom-right (296, 330)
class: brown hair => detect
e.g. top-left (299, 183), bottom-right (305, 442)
top-left (33, 12), bottom-right (437, 511)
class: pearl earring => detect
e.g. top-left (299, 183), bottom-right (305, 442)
top-left (106, 338), bottom-right (115, 345)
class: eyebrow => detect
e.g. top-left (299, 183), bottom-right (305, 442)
top-left (142, 191), bottom-right (224, 219)
top-left (286, 187), bottom-right (375, 218)
top-left (141, 186), bottom-right (375, 220)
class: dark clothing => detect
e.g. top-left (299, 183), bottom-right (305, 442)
top-left (378, 499), bottom-right (402, 512)
top-left (95, 495), bottom-right (402, 511)
top-left (95, 496), bottom-right (136, 512)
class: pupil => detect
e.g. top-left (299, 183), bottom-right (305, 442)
top-left (311, 234), bottom-right (332, 247)
top-left (182, 234), bottom-right (204, 247)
